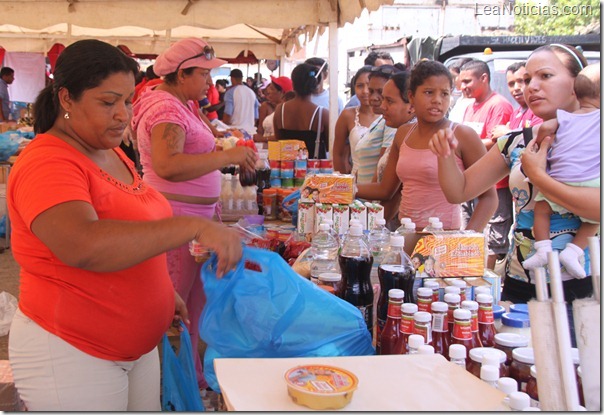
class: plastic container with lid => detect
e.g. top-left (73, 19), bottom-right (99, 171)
top-left (284, 364), bottom-right (358, 410)
top-left (509, 303), bottom-right (529, 315)
top-left (526, 365), bottom-right (539, 408)
top-left (499, 312), bottom-right (531, 345)
top-left (494, 332), bottom-right (530, 368)
top-left (509, 347), bottom-right (534, 393)
top-left (467, 347), bottom-right (508, 379)
top-left (493, 304), bottom-right (505, 331)
top-left (318, 273), bottom-right (343, 297)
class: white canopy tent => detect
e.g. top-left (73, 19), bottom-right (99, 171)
top-left (0, 0), bottom-right (395, 150)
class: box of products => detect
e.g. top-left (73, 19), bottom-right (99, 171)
top-left (411, 231), bottom-right (487, 278)
top-left (300, 174), bottom-right (355, 205)
top-left (332, 204), bottom-right (350, 237)
top-left (297, 199), bottom-right (315, 237)
top-left (268, 140), bottom-right (307, 161)
top-left (349, 200), bottom-right (368, 231)
top-left (366, 202), bottom-right (384, 231)
top-left (314, 203), bottom-right (334, 233)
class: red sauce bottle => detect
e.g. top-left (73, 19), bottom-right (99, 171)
top-left (476, 293), bottom-right (497, 347)
top-left (393, 303), bottom-right (418, 354)
top-left (379, 289), bottom-right (405, 355)
top-left (450, 308), bottom-right (474, 363)
top-left (412, 311), bottom-right (432, 345)
top-left (461, 300), bottom-right (483, 350)
top-left (430, 301), bottom-right (450, 360)
top-left (416, 287), bottom-right (433, 313)
top-left (444, 293), bottom-right (461, 337)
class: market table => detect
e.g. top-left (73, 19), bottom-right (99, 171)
top-left (214, 354), bottom-right (509, 411)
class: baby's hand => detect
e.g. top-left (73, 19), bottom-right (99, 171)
top-left (534, 118), bottom-right (558, 145)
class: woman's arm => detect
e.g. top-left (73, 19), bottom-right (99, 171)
top-left (429, 127), bottom-right (508, 203)
top-left (254, 102), bottom-right (270, 142)
top-left (455, 125), bottom-right (498, 232)
top-left (31, 201), bottom-right (242, 276)
top-left (356, 129), bottom-right (404, 200)
top-left (333, 109), bottom-right (353, 173)
top-left (150, 122), bottom-right (256, 182)
top-left (272, 103), bottom-right (283, 141)
top-left (522, 135), bottom-right (600, 222)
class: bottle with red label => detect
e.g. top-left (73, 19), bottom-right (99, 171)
top-left (450, 279), bottom-right (468, 302)
top-left (412, 311), bottom-right (432, 345)
top-left (444, 293), bottom-right (461, 336)
top-left (378, 289), bottom-right (405, 355)
top-left (450, 308), bottom-right (473, 363)
top-left (393, 303), bottom-right (418, 354)
top-left (430, 301), bottom-right (450, 359)
top-left (461, 300), bottom-right (483, 350)
top-left (423, 280), bottom-right (440, 302)
top-left (476, 293), bottom-right (497, 347)
top-left (416, 287), bottom-right (433, 313)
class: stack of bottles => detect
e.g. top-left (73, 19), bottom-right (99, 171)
top-left (219, 173), bottom-right (258, 220)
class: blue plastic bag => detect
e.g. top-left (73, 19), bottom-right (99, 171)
top-left (161, 322), bottom-right (205, 411)
top-left (199, 246), bottom-right (375, 392)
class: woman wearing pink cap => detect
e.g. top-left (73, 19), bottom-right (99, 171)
top-left (254, 75), bottom-right (294, 142)
top-left (132, 38), bottom-right (257, 391)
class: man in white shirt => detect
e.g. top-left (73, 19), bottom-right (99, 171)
top-left (223, 68), bottom-right (259, 133)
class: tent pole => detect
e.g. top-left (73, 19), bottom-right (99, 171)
top-left (328, 21), bottom-right (338, 158)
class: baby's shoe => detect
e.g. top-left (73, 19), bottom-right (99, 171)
top-left (559, 243), bottom-right (587, 279)
top-left (522, 240), bottom-right (552, 270)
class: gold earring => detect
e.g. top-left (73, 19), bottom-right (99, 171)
top-left (64, 112), bottom-right (70, 120)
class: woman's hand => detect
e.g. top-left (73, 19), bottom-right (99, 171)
top-left (521, 135), bottom-right (551, 181)
top-left (429, 127), bottom-right (458, 158)
top-left (225, 146), bottom-right (257, 171)
top-left (195, 222), bottom-right (243, 278)
top-left (172, 291), bottom-right (190, 330)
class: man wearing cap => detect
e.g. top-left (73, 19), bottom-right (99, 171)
top-left (254, 75), bottom-right (293, 142)
top-left (223, 68), bottom-right (259, 133)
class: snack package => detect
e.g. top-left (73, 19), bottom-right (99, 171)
top-left (300, 174), bottom-right (354, 205)
top-left (297, 199), bottom-right (315, 237)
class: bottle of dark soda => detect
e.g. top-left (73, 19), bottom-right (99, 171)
top-left (255, 150), bottom-right (271, 214)
top-left (378, 234), bottom-right (415, 310)
top-left (378, 288), bottom-right (405, 355)
top-left (339, 224), bottom-right (374, 338)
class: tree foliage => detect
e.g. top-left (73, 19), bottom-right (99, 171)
top-left (514, 0), bottom-right (601, 35)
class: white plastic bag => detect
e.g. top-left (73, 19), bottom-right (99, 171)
top-left (0, 291), bottom-right (18, 336)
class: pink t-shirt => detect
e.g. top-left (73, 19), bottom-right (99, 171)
top-left (396, 123), bottom-right (466, 230)
top-left (132, 88), bottom-right (220, 198)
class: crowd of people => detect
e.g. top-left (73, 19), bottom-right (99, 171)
top-left (5, 36), bottom-right (599, 411)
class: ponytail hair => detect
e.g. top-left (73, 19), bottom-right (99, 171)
top-left (33, 85), bottom-right (60, 134)
top-left (291, 63), bottom-right (320, 97)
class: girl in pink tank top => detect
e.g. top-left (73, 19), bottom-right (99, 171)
top-left (357, 60), bottom-right (497, 232)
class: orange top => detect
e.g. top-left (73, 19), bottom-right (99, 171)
top-left (8, 134), bottom-right (175, 361)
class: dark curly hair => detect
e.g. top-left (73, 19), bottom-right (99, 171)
top-left (409, 60), bottom-right (453, 93)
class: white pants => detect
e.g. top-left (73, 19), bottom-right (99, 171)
top-left (8, 308), bottom-right (161, 411)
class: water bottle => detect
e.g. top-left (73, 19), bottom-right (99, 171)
top-left (422, 217), bottom-right (444, 233)
top-left (221, 173), bottom-right (234, 214)
top-left (310, 223), bottom-right (340, 285)
top-left (339, 224), bottom-right (374, 338)
top-left (322, 218), bottom-right (340, 247)
top-left (368, 218), bottom-right (390, 279)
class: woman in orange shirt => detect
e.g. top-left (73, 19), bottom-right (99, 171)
top-left (7, 39), bottom-right (242, 411)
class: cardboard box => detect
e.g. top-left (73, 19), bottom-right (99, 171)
top-left (297, 199), bottom-right (315, 236)
top-left (366, 202), bottom-right (384, 231)
top-left (411, 231), bottom-right (487, 277)
top-left (300, 174), bottom-right (355, 205)
top-left (332, 204), bottom-right (349, 237)
top-left (267, 140), bottom-right (306, 161)
top-left (313, 203), bottom-right (333, 233)
top-left (349, 200), bottom-right (367, 231)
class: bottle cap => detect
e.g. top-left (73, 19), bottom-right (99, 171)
top-left (530, 365), bottom-right (537, 378)
top-left (512, 347), bottom-right (535, 364)
top-left (483, 349), bottom-right (506, 365)
top-left (453, 308), bottom-right (471, 320)
top-left (401, 303), bottom-right (418, 314)
top-left (444, 293), bottom-right (461, 304)
top-left (417, 287), bottom-right (432, 297)
top-left (413, 311), bottom-right (431, 323)
top-left (476, 293), bottom-right (494, 304)
top-left (494, 332), bottom-right (529, 348)
top-left (318, 273), bottom-right (341, 282)
top-left (388, 288), bottom-right (405, 300)
top-left (497, 377), bottom-right (518, 395)
top-left (428, 217), bottom-right (439, 225)
top-left (474, 286), bottom-right (492, 298)
top-left (390, 234), bottom-right (404, 247)
top-left (404, 223), bottom-right (416, 231)
top-left (376, 218), bottom-right (386, 226)
top-left (423, 280), bottom-right (439, 290)
top-left (508, 391), bottom-right (531, 411)
top-left (469, 347), bottom-right (492, 363)
top-left (451, 279), bottom-right (467, 288)
top-left (319, 223), bottom-right (330, 232)
top-left (444, 286), bottom-right (461, 295)
top-left (430, 301), bottom-right (447, 312)
top-left (502, 312), bottom-right (530, 328)
top-left (417, 345), bottom-right (435, 355)
top-left (461, 300), bottom-right (478, 311)
top-left (480, 365), bottom-right (499, 382)
top-left (449, 344), bottom-right (466, 359)
top-left (400, 217), bottom-right (412, 225)
top-left (510, 303), bottom-right (529, 315)
top-left (349, 225), bottom-right (363, 236)
top-left (408, 334), bottom-right (424, 349)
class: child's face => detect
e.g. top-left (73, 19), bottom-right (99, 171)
top-left (409, 75), bottom-right (451, 124)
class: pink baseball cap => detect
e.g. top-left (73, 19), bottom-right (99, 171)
top-left (154, 38), bottom-right (227, 76)
top-left (270, 75), bottom-right (293, 93)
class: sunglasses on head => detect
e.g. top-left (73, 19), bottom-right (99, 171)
top-left (370, 65), bottom-right (400, 76)
top-left (175, 45), bottom-right (216, 73)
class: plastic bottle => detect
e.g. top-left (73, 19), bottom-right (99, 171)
top-left (461, 300), bottom-right (483, 350)
top-left (322, 219), bottom-right (340, 248)
top-left (244, 185), bottom-right (258, 214)
top-left (417, 287), bottom-right (433, 312)
top-left (444, 293), bottom-right (461, 335)
top-left (451, 279), bottom-right (468, 301)
top-left (422, 217), bottom-right (444, 233)
top-left (417, 344), bottom-right (435, 355)
top-left (423, 280), bottom-right (440, 302)
top-left (450, 308), bottom-right (473, 361)
top-left (255, 150), bottom-right (271, 214)
top-left (412, 311), bottom-right (432, 345)
top-left (474, 285), bottom-right (492, 301)
top-left (339, 224), bottom-right (374, 337)
top-left (395, 218), bottom-right (416, 235)
top-left (221, 173), bottom-right (234, 214)
top-left (481, 365), bottom-right (500, 388)
top-left (378, 234), bottom-right (416, 305)
top-left (498, 377), bottom-right (519, 406)
top-left (310, 223), bottom-right (339, 284)
top-left (476, 293), bottom-right (497, 347)
top-left (430, 301), bottom-right (450, 359)
top-left (394, 303), bottom-right (418, 355)
top-left (449, 344), bottom-right (467, 367)
top-left (408, 334), bottom-right (424, 355)
top-left (368, 218), bottom-right (390, 278)
top-left (233, 176), bottom-right (245, 213)
top-left (378, 288), bottom-right (405, 355)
